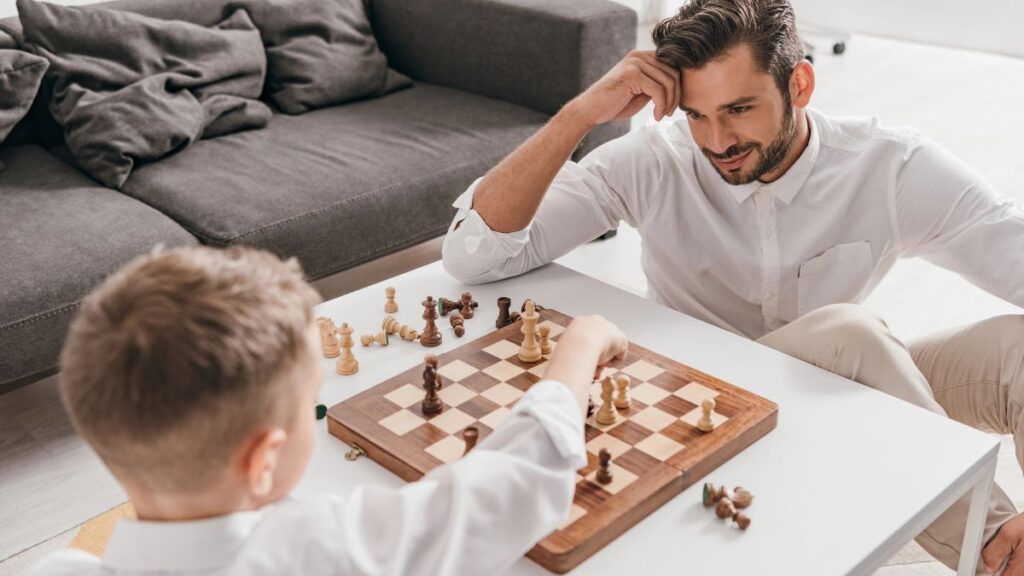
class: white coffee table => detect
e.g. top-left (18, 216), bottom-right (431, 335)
top-left (298, 261), bottom-right (998, 576)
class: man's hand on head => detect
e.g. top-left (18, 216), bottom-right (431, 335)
top-left (983, 512), bottom-right (1024, 575)
top-left (567, 50), bottom-right (682, 128)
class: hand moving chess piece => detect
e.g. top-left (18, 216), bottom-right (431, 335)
top-left (539, 325), bottom-right (552, 355)
top-left (421, 358), bottom-right (443, 415)
top-left (335, 323), bottom-right (359, 375)
top-left (316, 317), bottom-right (340, 358)
top-left (384, 286), bottom-right (398, 313)
top-left (459, 292), bottom-right (477, 318)
top-left (420, 296), bottom-right (442, 347)
top-left (697, 397), bottom-right (716, 432)
top-left (596, 448), bottom-right (613, 484)
top-left (613, 374), bottom-right (631, 409)
top-left (517, 299), bottom-right (542, 363)
top-left (360, 330), bottom-right (389, 347)
top-left (462, 426), bottom-right (479, 455)
top-left (595, 376), bottom-right (618, 425)
top-left (450, 312), bottom-right (465, 337)
top-left (495, 296), bottom-right (520, 329)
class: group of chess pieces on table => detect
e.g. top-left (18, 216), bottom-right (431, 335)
top-left (703, 482), bottom-right (754, 530)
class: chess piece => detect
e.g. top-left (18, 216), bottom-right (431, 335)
top-left (587, 396), bottom-right (596, 418)
top-left (335, 323), bottom-right (359, 375)
top-left (384, 286), bottom-right (398, 313)
top-left (459, 292), bottom-right (477, 318)
top-left (421, 359), bottom-right (443, 415)
top-left (385, 316), bottom-right (420, 341)
top-left (400, 325), bottom-right (419, 341)
top-left (732, 512), bottom-right (751, 530)
top-left (715, 497), bottom-right (737, 519)
top-left (539, 325), bottom-right (552, 355)
top-left (360, 330), bottom-right (389, 347)
top-left (697, 398), bottom-right (715, 432)
top-left (703, 482), bottom-right (729, 507)
top-left (438, 297), bottom-right (461, 316)
top-left (420, 296), bottom-right (442, 347)
top-left (732, 487), bottom-right (754, 509)
top-left (520, 300), bottom-right (546, 313)
top-left (316, 317), bottom-right (340, 358)
top-left (595, 376), bottom-right (618, 425)
top-left (495, 297), bottom-right (520, 328)
top-left (596, 448), bottom-right (613, 484)
top-left (613, 374), bottom-right (631, 409)
top-left (424, 354), bottom-right (442, 390)
top-left (462, 426), bottom-right (479, 455)
top-left (517, 300), bottom-right (542, 363)
top-left (450, 312), bottom-right (465, 337)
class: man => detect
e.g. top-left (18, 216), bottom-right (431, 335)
top-left (442, 0), bottom-right (1024, 573)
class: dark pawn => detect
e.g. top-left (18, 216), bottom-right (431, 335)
top-left (496, 296), bottom-right (521, 329)
top-left (460, 292), bottom-right (478, 318)
top-left (450, 312), bottom-right (465, 337)
top-left (462, 426), bottom-right (479, 455)
top-left (596, 448), bottom-right (613, 484)
top-left (438, 297), bottom-right (461, 316)
top-left (587, 397), bottom-right (596, 418)
top-left (420, 296), bottom-right (442, 347)
top-left (421, 360), bottom-right (443, 416)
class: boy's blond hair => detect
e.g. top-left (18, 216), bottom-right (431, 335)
top-left (60, 246), bottom-right (321, 493)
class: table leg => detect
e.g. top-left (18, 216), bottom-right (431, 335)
top-left (957, 456), bottom-right (998, 576)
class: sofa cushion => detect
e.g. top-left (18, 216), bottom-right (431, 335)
top-left (120, 83), bottom-right (548, 279)
top-left (0, 49), bottom-right (47, 145)
top-left (233, 0), bottom-right (412, 114)
top-left (0, 145), bottom-right (197, 387)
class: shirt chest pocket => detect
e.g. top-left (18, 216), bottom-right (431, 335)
top-left (796, 241), bottom-right (874, 316)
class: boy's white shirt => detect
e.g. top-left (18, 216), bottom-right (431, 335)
top-left (25, 380), bottom-right (586, 576)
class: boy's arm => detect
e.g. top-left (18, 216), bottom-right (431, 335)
top-left (333, 380), bottom-right (586, 576)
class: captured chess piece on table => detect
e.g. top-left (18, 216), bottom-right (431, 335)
top-left (316, 317), bottom-right (340, 358)
top-left (703, 482), bottom-right (753, 530)
top-left (517, 299), bottom-right (542, 363)
top-left (360, 330), bottom-right (389, 347)
top-left (382, 315), bottom-right (418, 341)
top-left (459, 291), bottom-right (477, 318)
top-left (335, 323), bottom-right (359, 375)
top-left (384, 286), bottom-right (398, 313)
top-left (420, 296), bottom-right (442, 347)
top-left (438, 297), bottom-right (461, 316)
top-left (495, 296), bottom-right (520, 328)
top-left (450, 312), bottom-right (465, 337)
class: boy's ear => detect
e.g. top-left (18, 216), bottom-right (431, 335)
top-left (241, 428), bottom-right (288, 498)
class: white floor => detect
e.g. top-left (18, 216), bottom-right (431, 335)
top-left (2, 32), bottom-right (1024, 576)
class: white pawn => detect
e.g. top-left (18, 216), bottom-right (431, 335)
top-left (596, 376), bottom-right (618, 426)
top-left (697, 397), bottom-right (715, 432)
top-left (613, 374), bottom-right (631, 409)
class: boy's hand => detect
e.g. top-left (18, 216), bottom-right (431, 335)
top-left (544, 315), bottom-right (629, 416)
top-left (566, 50), bottom-right (682, 127)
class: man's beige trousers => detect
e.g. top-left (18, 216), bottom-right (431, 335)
top-left (757, 304), bottom-right (1024, 573)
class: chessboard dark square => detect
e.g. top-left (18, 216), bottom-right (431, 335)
top-left (650, 370), bottom-right (689, 392)
top-left (459, 370), bottom-right (501, 393)
top-left (462, 348), bottom-right (502, 370)
top-left (506, 372), bottom-right (540, 392)
top-left (583, 425), bottom-right (605, 444)
top-left (616, 447), bottom-right (661, 477)
top-left (655, 395), bottom-right (697, 418)
top-left (404, 422), bottom-right (448, 449)
top-left (608, 419), bottom-right (655, 445)
top-left (459, 395), bottom-right (503, 420)
top-left (505, 354), bottom-right (541, 370)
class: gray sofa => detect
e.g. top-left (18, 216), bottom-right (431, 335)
top-left (0, 0), bottom-right (637, 391)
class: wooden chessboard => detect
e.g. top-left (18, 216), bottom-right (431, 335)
top-left (327, 308), bottom-right (778, 573)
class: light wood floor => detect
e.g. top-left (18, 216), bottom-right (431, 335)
top-left (3, 31), bottom-right (1024, 576)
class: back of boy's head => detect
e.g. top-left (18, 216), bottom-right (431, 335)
top-left (60, 246), bottom-right (322, 493)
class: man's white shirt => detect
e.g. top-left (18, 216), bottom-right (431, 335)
top-left (25, 380), bottom-right (587, 576)
top-left (443, 108), bottom-right (1024, 339)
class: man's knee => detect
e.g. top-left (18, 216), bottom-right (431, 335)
top-left (760, 303), bottom-right (892, 360)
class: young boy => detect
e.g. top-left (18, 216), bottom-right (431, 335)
top-left (27, 246), bottom-right (628, 576)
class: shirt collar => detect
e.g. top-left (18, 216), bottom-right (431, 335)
top-left (712, 109), bottom-right (821, 205)
top-left (103, 510), bottom-right (263, 572)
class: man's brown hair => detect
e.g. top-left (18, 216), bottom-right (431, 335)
top-left (60, 246), bottom-right (321, 493)
top-left (653, 0), bottom-right (805, 100)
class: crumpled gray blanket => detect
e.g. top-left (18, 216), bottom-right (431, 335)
top-left (18, 0), bottom-right (272, 189)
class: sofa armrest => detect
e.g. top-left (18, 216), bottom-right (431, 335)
top-left (370, 0), bottom-right (637, 159)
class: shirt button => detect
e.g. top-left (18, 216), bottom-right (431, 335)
top-left (764, 229), bottom-right (773, 239)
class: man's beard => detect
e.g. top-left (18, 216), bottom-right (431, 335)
top-left (702, 106), bottom-right (797, 186)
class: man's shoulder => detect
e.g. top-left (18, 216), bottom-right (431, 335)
top-left (811, 108), bottom-right (922, 157)
top-left (21, 549), bottom-right (100, 576)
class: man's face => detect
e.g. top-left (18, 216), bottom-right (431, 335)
top-left (680, 43), bottom-right (796, 185)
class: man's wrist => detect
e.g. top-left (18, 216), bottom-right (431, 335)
top-left (555, 100), bottom-right (599, 137)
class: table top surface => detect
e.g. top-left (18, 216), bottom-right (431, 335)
top-left (296, 261), bottom-right (999, 576)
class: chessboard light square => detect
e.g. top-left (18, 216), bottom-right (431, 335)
top-left (383, 384), bottom-right (423, 409)
top-left (379, 409), bottom-right (425, 436)
top-left (586, 433), bottom-right (632, 459)
top-left (425, 435), bottom-right (466, 464)
top-left (527, 361), bottom-right (548, 379)
top-left (482, 340), bottom-right (520, 360)
top-left (437, 383), bottom-right (475, 408)
top-left (674, 382), bottom-right (719, 405)
top-left (622, 360), bottom-right (665, 381)
top-left (538, 320), bottom-right (565, 338)
top-left (630, 382), bottom-right (671, 406)
top-left (482, 360), bottom-right (524, 382)
top-left (429, 408), bottom-right (476, 434)
top-left (630, 406), bottom-right (676, 433)
top-left (481, 382), bottom-right (524, 406)
top-left (558, 504), bottom-right (587, 530)
top-left (635, 433), bottom-right (686, 460)
top-left (480, 406), bottom-right (513, 430)
top-left (586, 463), bottom-right (638, 495)
top-left (680, 406), bottom-right (729, 429)
top-left (438, 360), bottom-right (478, 383)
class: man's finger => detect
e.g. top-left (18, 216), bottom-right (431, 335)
top-left (633, 60), bottom-right (678, 119)
top-left (638, 52), bottom-right (682, 113)
top-left (1003, 547), bottom-right (1024, 576)
top-left (983, 528), bottom-right (1013, 573)
top-left (632, 73), bottom-right (668, 120)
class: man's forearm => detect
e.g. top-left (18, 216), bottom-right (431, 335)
top-left (471, 104), bottom-right (596, 233)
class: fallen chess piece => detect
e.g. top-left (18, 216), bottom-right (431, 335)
top-left (715, 497), bottom-right (736, 519)
top-left (703, 482), bottom-right (753, 509)
top-left (384, 286), bottom-right (398, 313)
top-left (360, 330), bottom-right (389, 347)
top-left (382, 316), bottom-right (418, 341)
top-left (462, 426), bottom-right (479, 455)
top-left (732, 487), bottom-right (754, 509)
top-left (438, 296), bottom-right (462, 316)
top-left (450, 312), bottom-right (465, 337)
